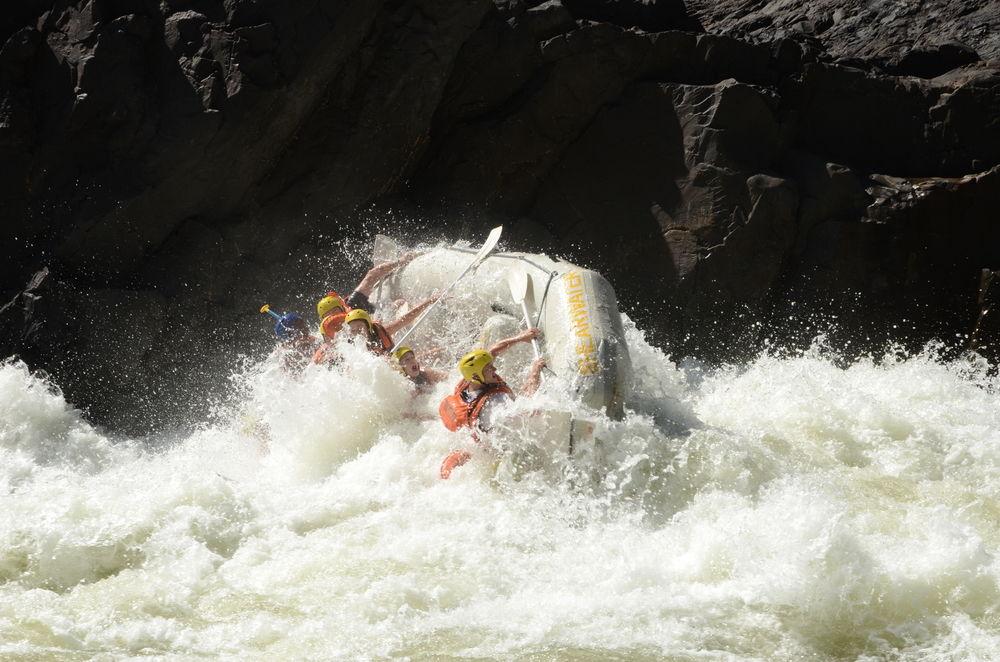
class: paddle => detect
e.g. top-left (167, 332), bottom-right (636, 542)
top-left (393, 226), bottom-right (504, 346)
top-left (507, 269), bottom-right (542, 359)
top-left (259, 304), bottom-right (283, 321)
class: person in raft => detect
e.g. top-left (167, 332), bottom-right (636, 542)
top-left (438, 328), bottom-right (545, 479)
top-left (392, 345), bottom-right (449, 390)
top-left (340, 296), bottom-right (439, 357)
top-left (260, 307), bottom-right (320, 373)
top-left (315, 251), bottom-right (422, 342)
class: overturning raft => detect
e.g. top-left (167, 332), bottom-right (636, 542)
top-left (373, 233), bottom-right (634, 460)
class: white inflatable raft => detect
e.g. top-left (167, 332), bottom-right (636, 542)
top-left (372, 234), bottom-right (633, 422)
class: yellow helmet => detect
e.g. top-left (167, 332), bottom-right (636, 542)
top-left (317, 293), bottom-right (345, 320)
top-left (458, 349), bottom-right (494, 383)
top-left (344, 308), bottom-right (373, 330)
top-left (392, 345), bottom-right (414, 362)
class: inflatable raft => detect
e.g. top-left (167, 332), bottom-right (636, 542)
top-left (372, 233), bottom-right (633, 424)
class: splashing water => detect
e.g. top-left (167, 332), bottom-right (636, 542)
top-left (2, 324), bottom-right (999, 660)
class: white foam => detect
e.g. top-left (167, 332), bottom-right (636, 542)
top-left (1, 336), bottom-right (999, 659)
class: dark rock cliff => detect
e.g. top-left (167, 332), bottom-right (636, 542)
top-left (2, 0), bottom-right (998, 432)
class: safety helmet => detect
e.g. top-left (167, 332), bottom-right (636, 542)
top-left (274, 313), bottom-right (308, 340)
top-left (392, 345), bottom-right (415, 362)
top-left (344, 308), bottom-right (373, 330)
top-left (316, 292), bottom-right (345, 320)
top-left (458, 349), bottom-right (494, 383)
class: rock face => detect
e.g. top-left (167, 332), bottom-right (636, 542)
top-left (970, 269), bottom-right (1000, 364)
top-left (1, 0), bottom-right (998, 431)
top-left (687, 0), bottom-right (1000, 66)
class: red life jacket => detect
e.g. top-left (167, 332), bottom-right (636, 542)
top-left (320, 311), bottom-right (347, 340)
top-left (438, 379), bottom-right (514, 432)
top-left (366, 322), bottom-right (394, 356)
top-left (439, 450), bottom-right (472, 479)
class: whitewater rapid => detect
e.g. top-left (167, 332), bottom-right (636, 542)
top-left (2, 323), bottom-right (1000, 659)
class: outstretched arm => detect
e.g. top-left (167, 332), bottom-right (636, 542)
top-left (487, 328), bottom-right (540, 357)
top-left (521, 358), bottom-right (545, 397)
top-left (383, 295), bottom-right (437, 336)
top-left (422, 367), bottom-right (450, 384)
top-left (354, 251), bottom-right (422, 296)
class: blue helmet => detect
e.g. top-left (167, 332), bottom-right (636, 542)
top-left (274, 313), bottom-right (308, 340)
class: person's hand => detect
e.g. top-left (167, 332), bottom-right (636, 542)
top-left (400, 250), bottom-right (424, 265)
top-left (522, 328), bottom-right (541, 341)
top-left (530, 357), bottom-right (546, 372)
top-left (421, 346), bottom-right (445, 361)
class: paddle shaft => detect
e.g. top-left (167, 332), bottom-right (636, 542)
top-left (520, 300), bottom-right (542, 359)
top-left (394, 263), bottom-right (474, 346)
top-left (393, 227), bottom-right (503, 346)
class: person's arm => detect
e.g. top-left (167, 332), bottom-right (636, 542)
top-left (383, 295), bottom-right (437, 336)
top-left (345, 290), bottom-right (373, 313)
top-left (422, 367), bottom-right (450, 384)
top-left (487, 328), bottom-right (541, 357)
top-left (522, 358), bottom-right (545, 396)
top-left (354, 251), bottom-right (422, 297)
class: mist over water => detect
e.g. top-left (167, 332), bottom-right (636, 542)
top-left (2, 320), bottom-right (1000, 660)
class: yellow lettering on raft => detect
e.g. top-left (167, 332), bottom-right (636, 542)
top-left (562, 270), bottom-right (600, 375)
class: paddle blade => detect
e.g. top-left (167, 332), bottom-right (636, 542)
top-left (471, 225), bottom-right (503, 266)
top-left (259, 304), bottom-right (270, 314)
top-left (507, 269), bottom-right (529, 304)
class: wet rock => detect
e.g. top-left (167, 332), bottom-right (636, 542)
top-left (969, 269), bottom-right (1000, 364)
top-left (888, 41), bottom-right (980, 79)
top-left (523, 1), bottom-right (576, 41)
top-left (687, 0), bottom-right (1000, 64)
top-left (164, 11), bottom-right (209, 54)
top-left (523, 78), bottom-right (794, 354)
top-left (788, 62), bottom-right (1000, 176)
top-left (559, 0), bottom-right (702, 32)
top-left (787, 166), bottom-right (1000, 354)
top-left (0, 268), bottom-right (169, 431)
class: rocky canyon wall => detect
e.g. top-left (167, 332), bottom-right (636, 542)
top-left (1, 0), bottom-right (998, 431)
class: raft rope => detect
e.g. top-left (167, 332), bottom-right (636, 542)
top-left (534, 270), bottom-right (558, 328)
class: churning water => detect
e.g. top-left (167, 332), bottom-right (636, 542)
top-left (2, 321), bottom-right (999, 660)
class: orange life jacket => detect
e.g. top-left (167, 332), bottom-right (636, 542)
top-left (319, 289), bottom-right (352, 340)
top-left (438, 379), bottom-right (514, 432)
top-left (320, 311), bottom-right (347, 340)
top-left (439, 450), bottom-right (472, 479)
top-left (365, 322), bottom-right (394, 356)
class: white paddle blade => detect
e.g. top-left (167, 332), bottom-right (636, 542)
top-left (507, 268), bottom-right (529, 304)
top-left (473, 226), bottom-right (504, 265)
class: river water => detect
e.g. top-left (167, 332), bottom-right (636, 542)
top-left (2, 319), bottom-right (999, 660)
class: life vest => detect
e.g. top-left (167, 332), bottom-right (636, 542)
top-left (320, 311), bottom-right (347, 340)
top-left (438, 379), bottom-right (514, 432)
top-left (440, 450), bottom-right (472, 479)
top-left (365, 322), bottom-right (394, 356)
top-left (319, 289), bottom-right (352, 340)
